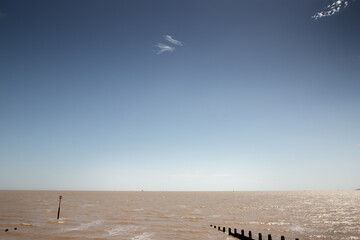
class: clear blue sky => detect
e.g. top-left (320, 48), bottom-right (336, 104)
top-left (1, 0), bottom-right (359, 190)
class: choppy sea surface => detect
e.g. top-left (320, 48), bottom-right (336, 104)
top-left (0, 191), bottom-right (359, 240)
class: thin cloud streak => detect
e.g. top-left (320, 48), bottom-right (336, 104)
top-left (313, 0), bottom-right (349, 19)
top-left (155, 43), bottom-right (175, 55)
top-left (154, 34), bottom-right (183, 55)
top-left (164, 35), bottom-right (183, 46)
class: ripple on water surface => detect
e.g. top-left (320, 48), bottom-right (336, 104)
top-left (0, 191), bottom-right (359, 240)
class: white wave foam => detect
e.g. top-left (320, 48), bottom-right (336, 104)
top-left (131, 232), bottom-right (153, 240)
top-left (21, 223), bottom-right (34, 227)
top-left (247, 221), bottom-right (290, 226)
top-left (289, 225), bottom-right (306, 232)
top-left (348, 237), bottom-right (360, 240)
top-left (193, 209), bottom-right (201, 214)
top-left (65, 220), bottom-right (104, 231)
top-left (107, 225), bottom-right (139, 237)
top-left (81, 203), bottom-right (98, 208)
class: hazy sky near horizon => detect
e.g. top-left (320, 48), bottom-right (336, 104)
top-left (1, 0), bottom-right (359, 191)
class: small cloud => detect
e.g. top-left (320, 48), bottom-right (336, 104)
top-left (312, 0), bottom-right (350, 20)
top-left (154, 43), bottom-right (175, 55)
top-left (164, 35), bottom-right (183, 46)
top-left (154, 34), bottom-right (183, 55)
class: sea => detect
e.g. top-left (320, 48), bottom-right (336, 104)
top-left (0, 191), bottom-right (359, 240)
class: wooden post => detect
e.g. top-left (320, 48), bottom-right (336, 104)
top-left (234, 228), bottom-right (237, 235)
top-left (259, 233), bottom-right (262, 240)
top-left (268, 234), bottom-right (272, 240)
top-left (218, 226), bottom-right (221, 230)
top-left (57, 196), bottom-right (62, 220)
top-left (281, 236), bottom-right (285, 240)
top-left (241, 229), bottom-right (245, 236)
top-left (223, 227), bottom-right (225, 232)
top-left (214, 225), bottom-right (216, 229)
top-left (249, 231), bottom-right (252, 239)
top-left (229, 228), bottom-right (232, 235)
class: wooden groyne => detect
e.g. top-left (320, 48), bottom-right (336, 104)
top-left (210, 224), bottom-right (299, 240)
top-left (3, 227), bottom-right (17, 232)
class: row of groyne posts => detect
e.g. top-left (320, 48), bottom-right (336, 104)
top-left (210, 225), bottom-right (299, 240)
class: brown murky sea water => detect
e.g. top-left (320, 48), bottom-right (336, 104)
top-left (0, 191), bottom-right (359, 240)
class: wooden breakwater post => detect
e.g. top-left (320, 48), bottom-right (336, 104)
top-left (57, 195), bottom-right (62, 220)
top-left (211, 224), bottom-right (300, 240)
top-left (4, 228), bottom-right (17, 232)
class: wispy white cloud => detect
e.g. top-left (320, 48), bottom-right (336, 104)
top-left (313, 0), bottom-right (350, 19)
top-left (154, 43), bottom-right (175, 55)
top-left (164, 35), bottom-right (183, 46)
top-left (154, 34), bottom-right (183, 55)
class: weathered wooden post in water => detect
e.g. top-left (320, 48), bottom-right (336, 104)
top-left (57, 195), bottom-right (62, 219)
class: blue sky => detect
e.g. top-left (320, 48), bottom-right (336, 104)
top-left (0, 0), bottom-right (359, 190)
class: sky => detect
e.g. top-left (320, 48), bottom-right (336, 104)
top-left (0, 0), bottom-right (359, 191)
